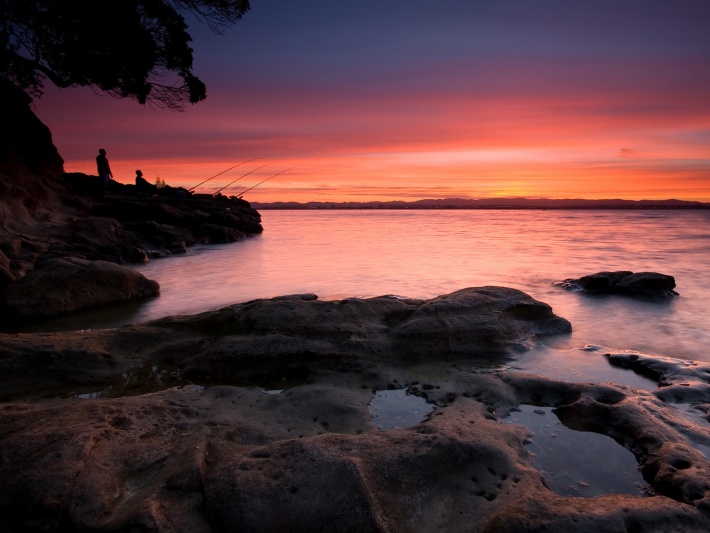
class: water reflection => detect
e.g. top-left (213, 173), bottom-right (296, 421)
top-left (369, 389), bottom-right (435, 430)
top-left (19, 300), bottom-right (150, 333)
top-left (67, 364), bottom-right (185, 399)
top-left (507, 344), bottom-right (658, 390)
top-left (504, 405), bottom-right (651, 497)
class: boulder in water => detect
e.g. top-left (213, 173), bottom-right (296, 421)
top-left (557, 271), bottom-right (677, 298)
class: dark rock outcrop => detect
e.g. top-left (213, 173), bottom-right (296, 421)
top-left (1, 86), bottom-right (263, 325)
top-left (0, 287), bottom-right (570, 399)
top-left (0, 82), bottom-right (69, 235)
top-left (46, 176), bottom-right (263, 262)
top-left (0, 257), bottom-right (159, 325)
top-left (0, 250), bottom-right (15, 287)
top-left (0, 80), bottom-right (64, 178)
top-left (82, 191), bottom-right (262, 257)
top-left (557, 271), bottom-right (677, 298)
top-left (1, 295), bottom-right (709, 531)
top-left (0, 187), bottom-right (263, 325)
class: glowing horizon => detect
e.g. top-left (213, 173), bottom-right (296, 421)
top-left (33, 1), bottom-right (710, 203)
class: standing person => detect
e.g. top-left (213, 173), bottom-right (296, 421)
top-left (96, 148), bottom-right (113, 190)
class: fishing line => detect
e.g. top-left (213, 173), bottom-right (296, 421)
top-left (235, 167), bottom-right (296, 198)
top-left (212, 162), bottom-right (273, 195)
top-left (188, 157), bottom-right (262, 191)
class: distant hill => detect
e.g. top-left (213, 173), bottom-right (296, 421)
top-left (250, 198), bottom-right (710, 210)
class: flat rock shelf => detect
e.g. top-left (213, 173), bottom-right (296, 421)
top-left (1, 287), bottom-right (709, 532)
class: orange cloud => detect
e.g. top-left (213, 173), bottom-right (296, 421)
top-left (35, 55), bottom-right (710, 202)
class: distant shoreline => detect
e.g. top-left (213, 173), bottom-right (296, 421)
top-left (251, 198), bottom-right (710, 210)
top-left (253, 205), bottom-right (710, 210)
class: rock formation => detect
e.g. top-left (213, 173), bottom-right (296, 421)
top-left (0, 257), bottom-right (160, 324)
top-left (1, 288), bottom-right (709, 531)
top-left (0, 287), bottom-right (571, 399)
top-left (0, 82), bottom-right (263, 327)
top-left (557, 271), bottom-right (678, 298)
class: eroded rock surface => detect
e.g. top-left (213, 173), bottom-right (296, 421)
top-left (1, 289), bottom-right (710, 531)
top-left (557, 271), bottom-right (677, 298)
top-left (0, 287), bottom-right (570, 399)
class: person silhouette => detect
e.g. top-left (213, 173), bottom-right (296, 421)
top-left (96, 148), bottom-right (113, 190)
top-left (135, 169), bottom-right (157, 194)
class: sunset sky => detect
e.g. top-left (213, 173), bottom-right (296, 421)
top-left (34, 0), bottom-right (710, 202)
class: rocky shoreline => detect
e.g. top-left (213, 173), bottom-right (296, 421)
top-left (1, 80), bottom-right (263, 329)
top-left (1, 287), bottom-right (709, 531)
top-left (0, 174), bottom-right (263, 328)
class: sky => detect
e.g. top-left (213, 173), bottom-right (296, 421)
top-left (33, 0), bottom-right (710, 202)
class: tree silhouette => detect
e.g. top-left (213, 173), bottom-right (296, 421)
top-left (0, 0), bottom-right (250, 109)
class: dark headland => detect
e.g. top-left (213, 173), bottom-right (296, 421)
top-left (2, 81), bottom-right (710, 532)
top-left (0, 81), bottom-right (262, 328)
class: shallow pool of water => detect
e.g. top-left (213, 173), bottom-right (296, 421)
top-left (369, 389), bottom-right (435, 430)
top-left (504, 404), bottom-right (651, 497)
top-left (67, 364), bottom-right (184, 399)
top-left (506, 345), bottom-right (658, 390)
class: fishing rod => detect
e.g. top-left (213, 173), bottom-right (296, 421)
top-left (212, 162), bottom-right (273, 195)
top-left (235, 166), bottom-right (296, 198)
top-left (188, 157), bottom-right (262, 192)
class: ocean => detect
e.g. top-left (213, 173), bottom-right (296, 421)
top-left (36, 209), bottom-right (710, 383)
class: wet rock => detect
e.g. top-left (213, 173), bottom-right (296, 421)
top-left (69, 216), bottom-right (149, 263)
top-left (149, 287), bottom-right (572, 379)
top-left (0, 180), bottom-right (263, 326)
top-left (198, 222), bottom-right (248, 243)
top-left (607, 351), bottom-right (710, 392)
top-left (0, 287), bottom-right (569, 399)
top-left (2, 366), bottom-right (710, 531)
top-left (0, 257), bottom-right (159, 325)
top-left (86, 193), bottom-right (262, 246)
top-left (389, 287), bottom-right (571, 359)
top-left (0, 249), bottom-right (14, 287)
top-left (2, 291), bottom-right (710, 531)
top-left (122, 220), bottom-right (195, 258)
top-left (557, 271), bottom-right (677, 298)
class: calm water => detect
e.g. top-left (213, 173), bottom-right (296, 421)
top-left (503, 405), bottom-right (651, 497)
top-left (42, 210), bottom-right (710, 367)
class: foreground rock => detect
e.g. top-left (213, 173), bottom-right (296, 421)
top-left (557, 271), bottom-right (677, 298)
top-left (0, 287), bottom-right (571, 399)
top-left (1, 288), bottom-right (710, 531)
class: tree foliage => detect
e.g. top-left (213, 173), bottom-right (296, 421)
top-left (0, 0), bottom-right (250, 109)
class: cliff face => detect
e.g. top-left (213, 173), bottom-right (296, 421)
top-left (0, 80), bottom-right (64, 176)
top-left (0, 80), bottom-right (71, 233)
